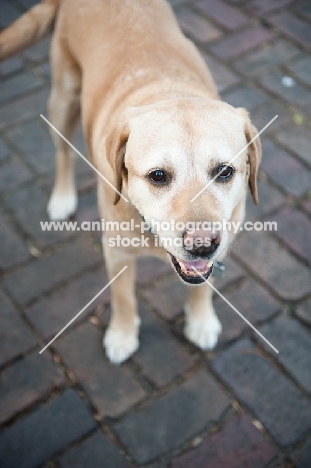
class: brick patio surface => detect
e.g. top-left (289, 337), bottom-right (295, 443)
top-left (0, 0), bottom-right (311, 467)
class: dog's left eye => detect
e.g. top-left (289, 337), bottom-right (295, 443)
top-left (216, 164), bottom-right (234, 181)
top-left (148, 169), bottom-right (166, 184)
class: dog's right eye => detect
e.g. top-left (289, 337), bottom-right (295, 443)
top-left (148, 169), bottom-right (166, 184)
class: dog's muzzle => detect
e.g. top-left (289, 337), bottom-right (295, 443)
top-left (169, 254), bottom-right (214, 284)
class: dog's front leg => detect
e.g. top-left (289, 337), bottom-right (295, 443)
top-left (184, 280), bottom-right (222, 351)
top-left (102, 237), bottom-right (140, 364)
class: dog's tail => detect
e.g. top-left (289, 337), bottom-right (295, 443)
top-left (0, 0), bottom-right (60, 61)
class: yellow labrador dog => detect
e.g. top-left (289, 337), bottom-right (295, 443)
top-left (0, 0), bottom-right (261, 363)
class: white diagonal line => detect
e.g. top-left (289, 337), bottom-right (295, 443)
top-left (192, 267), bottom-right (279, 354)
top-left (40, 114), bottom-right (129, 203)
top-left (39, 266), bottom-right (128, 353)
top-left (190, 115), bottom-right (278, 203)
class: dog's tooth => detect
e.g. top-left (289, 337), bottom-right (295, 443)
top-left (207, 261), bottom-right (213, 268)
top-left (179, 261), bottom-right (187, 273)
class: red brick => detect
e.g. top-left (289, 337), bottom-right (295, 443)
top-left (270, 207), bottom-right (311, 264)
top-left (215, 278), bottom-right (280, 345)
top-left (25, 267), bottom-right (110, 340)
top-left (133, 301), bottom-right (194, 387)
top-left (246, 0), bottom-right (294, 16)
top-left (176, 6), bottom-right (222, 42)
top-left (195, 0), bottom-right (249, 31)
top-left (0, 352), bottom-right (65, 424)
top-left (209, 26), bottom-right (274, 59)
top-left (235, 230), bottom-right (311, 300)
top-left (202, 52), bottom-right (240, 92)
top-left (0, 290), bottom-right (36, 367)
top-left (140, 275), bottom-right (187, 320)
top-left (212, 338), bottom-right (311, 446)
top-left (115, 370), bottom-right (230, 464)
top-left (260, 139), bottom-right (311, 197)
top-left (55, 322), bottom-right (146, 418)
top-left (267, 11), bottom-right (311, 50)
top-left (171, 414), bottom-right (277, 468)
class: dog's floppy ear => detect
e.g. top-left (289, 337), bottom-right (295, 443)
top-left (105, 105), bottom-right (151, 205)
top-left (105, 120), bottom-right (130, 205)
top-left (237, 108), bottom-right (262, 205)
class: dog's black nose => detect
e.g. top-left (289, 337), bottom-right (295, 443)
top-left (183, 228), bottom-right (220, 257)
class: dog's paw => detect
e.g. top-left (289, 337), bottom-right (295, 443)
top-left (47, 191), bottom-right (77, 220)
top-left (104, 328), bottom-right (139, 364)
top-left (184, 312), bottom-right (222, 350)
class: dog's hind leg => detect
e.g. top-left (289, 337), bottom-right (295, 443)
top-left (47, 37), bottom-right (81, 220)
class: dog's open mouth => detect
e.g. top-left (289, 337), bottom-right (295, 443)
top-left (169, 254), bottom-right (213, 285)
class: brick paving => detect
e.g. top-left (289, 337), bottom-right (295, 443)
top-left (0, 0), bottom-right (311, 467)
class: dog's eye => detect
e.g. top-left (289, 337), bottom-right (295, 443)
top-left (148, 169), bottom-right (166, 184)
top-left (216, 164), bottom-right (234, 181)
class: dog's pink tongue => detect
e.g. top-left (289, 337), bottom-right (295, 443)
top-left (179, 258), bottom-right (212, 273)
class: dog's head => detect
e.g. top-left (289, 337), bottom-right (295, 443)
top-left (106, 98), bottom-right (261, 284)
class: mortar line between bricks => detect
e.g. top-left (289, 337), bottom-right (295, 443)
top-left (191, 267), bottom-right (279, 353)
top-left (203, 358), bottom-right (285, 453)
top-left (230, 251), bottom-right (311, 304)
top-left (254, 335), bottom-right (311, 402)
top-left (39, 266), bottom-right (128, 353)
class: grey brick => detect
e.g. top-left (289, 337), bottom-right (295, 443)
top-left (0, 352), bottom-right (65, 424)
top-left (0, 71), bottom-right (44, 104)
top-left (3, 184), bottom-right (73, 248)
top-left (212, 338), bottom-right (311, 446)
top-left (260, 315), bottom-right (311, 393)
top-left (0, 89), bottom-right (49, 130)
top-left (133, 301), bottom-right (194, 387)
top-left (0, 389), bottom-right (97, 468)
top-left (115, 370), bottom-right (230, 464)
top-left (235, 230), bottom-right (311, 300)
top-left (0, 290), bottom-right (36, 366)
top-left (0, 210), bottom-right (30, 269)
top-left (55, 322), bottom-right (146, 418)
top-left (6, 120), bottom-right (55, 174)
top-left (59, 430), bottom-right (129, 468)
top-left (3, 237), bottom-right (102, 305)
